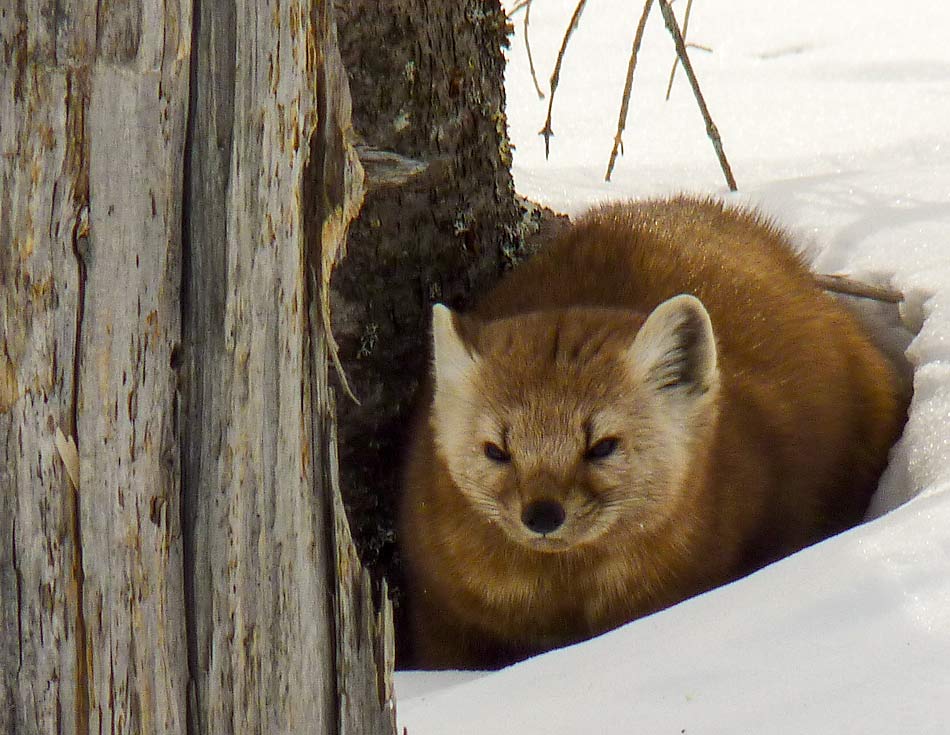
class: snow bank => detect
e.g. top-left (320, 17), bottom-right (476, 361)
top-left (396, 0), bottom-right (950, 731)
top-left (399, 497), bottom-right (950, 734)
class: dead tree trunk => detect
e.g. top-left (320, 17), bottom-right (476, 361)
top-left (2, 2), bottom-right (394, 734)
top-left (1, 2), bottom-right (191, 732)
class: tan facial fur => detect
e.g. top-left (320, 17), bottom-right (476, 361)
top-left (431, 297), bottom-right (719, 553)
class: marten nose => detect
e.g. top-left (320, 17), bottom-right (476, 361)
top-left (521, 499), bottom-right (566, 534)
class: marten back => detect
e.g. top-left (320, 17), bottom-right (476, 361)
top-left (399, 196), bottom-right (906, 669)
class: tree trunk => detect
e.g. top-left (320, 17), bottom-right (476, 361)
top-left (331, 1), bottom-right (529, 660)
top-left (1, 2), bottom-right (191, 731)
top-left (2, 2), bottom-right (394, 734)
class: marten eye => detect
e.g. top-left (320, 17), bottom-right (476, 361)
top-left (585, 437), bottom-right (618, 460)
top-left (483, 442), bottom-right (511, 463)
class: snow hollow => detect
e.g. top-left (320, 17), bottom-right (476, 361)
top-left (396, 1), bottom-right (950, 732)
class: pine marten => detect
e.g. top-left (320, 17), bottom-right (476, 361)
top-left (398, 196), bottom-right (907, 670)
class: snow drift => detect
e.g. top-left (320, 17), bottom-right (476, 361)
top-left (396, 1), bottom-right (950, 731)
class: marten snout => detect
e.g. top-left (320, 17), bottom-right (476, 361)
top-left (521, 499), bottom-right (566, 534)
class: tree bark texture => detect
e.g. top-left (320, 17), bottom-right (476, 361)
top-left (331, 1), bottom-right (529, 640)
top-left (2, 1), bottom-right (394, 734)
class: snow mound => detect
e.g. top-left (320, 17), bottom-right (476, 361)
top-left (396, 0), bottom-right (950, 731)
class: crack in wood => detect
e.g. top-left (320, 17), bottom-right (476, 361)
top-left (13, 516), bottom-right (23, 674)
top-left (65, 67), bottom-right (91, 735)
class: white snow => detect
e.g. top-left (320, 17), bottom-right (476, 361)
top-left (396, 1), bottom-right (950, 731)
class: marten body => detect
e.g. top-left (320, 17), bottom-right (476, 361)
top-left (399, 197), bottom-right (906, 670)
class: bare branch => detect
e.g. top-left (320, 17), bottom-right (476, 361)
top-left (657, 0), bottom-right (737, 190)
top-left (540, 0), bottom-right (589, 158)
top-left (524, 0), bottom-right (546, 99)
top-left (816, 274), bottom-right (904, 304)
top-left (664, 0), bottom-right (694, 100)
top-left (508, 0), bottom-right (531, 16)
top-left (605, 0), bottom-right (655, 181)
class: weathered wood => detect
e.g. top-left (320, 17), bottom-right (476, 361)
top-left (315, 10), bottom-right (397, 733)
top-left (179, 0), bottom-right (239, 730)
top-left (1, 23), bottom-right (87, 735)
top-left (183, 0), bottom-right (394, 733)
top-left (321, 387), bottom-right (396, 735)
top-left (1, 2), bottom-right (192, 734)
top-left (6, 0), bottom-right (397, 733)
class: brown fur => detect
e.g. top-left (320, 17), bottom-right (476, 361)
top-left (399, 196), bottom-right (907, 670)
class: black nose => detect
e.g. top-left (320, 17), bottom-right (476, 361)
top-left (521, 499), bottom-right (566, 535)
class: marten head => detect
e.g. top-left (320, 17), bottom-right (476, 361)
top-left (428, 295), bottom-right (720, 554)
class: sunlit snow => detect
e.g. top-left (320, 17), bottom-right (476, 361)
top-left (396, 1), bottom-right (950, 732)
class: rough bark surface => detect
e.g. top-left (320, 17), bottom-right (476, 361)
top-left (331, 0), bottom-right (529, 636)
top-left (4, 1), bottom-right (395, 734)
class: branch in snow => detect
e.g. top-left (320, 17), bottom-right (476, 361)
top-left (664, 0), bottom-right (695, 100)
top-left (816, 274), bottom-right (904, 304)
top-left (540, 0), bottom-right (589, 158)
top-left (657, 0), bottom-right (738, 190)
top-left (524, 0), bottom-right (546, 100)
top-left (605, 0), bottom-right (655, 182)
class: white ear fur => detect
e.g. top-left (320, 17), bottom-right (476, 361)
top-left (627, 294), bottom-right (718, 396)
top-left (431, 303), bottom-right (477, 391)
top-left (430, 304), bottom-right (480, 466)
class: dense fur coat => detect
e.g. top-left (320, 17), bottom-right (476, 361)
top-left (399, 197), bottom-right (906, 670)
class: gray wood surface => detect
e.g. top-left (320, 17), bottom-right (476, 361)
top-left (1, 18), bottom-right (88, 734)
top-left (3, 1), bottom-right (395, 734)
top-left (1, 2), bottom-right (191, 733)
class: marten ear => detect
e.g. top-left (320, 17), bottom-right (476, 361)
top-left (626, 294), bottom-right (718, 397)
top-left (431, 304), bottom-right (478, 391)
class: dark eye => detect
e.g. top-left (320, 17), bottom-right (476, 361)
top-left (585, 437), bottom-right (618, 460)
top-left (484, 442), bottom-right (511, 463)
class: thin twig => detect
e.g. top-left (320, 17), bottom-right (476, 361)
top-left (508, 0), bottom-right (530, 16)
top-left (656, 0), bottom-right (737, 190)
top-left (605, 0), bottom-right (655, 181)
top-left (664, 0), bottom-right (693, 100)
top-left (816, 274), bottom-right (903, 304)
top-left (540, 0), bottom-right (589, 158)
top-left (524, 0), bottom-right (545, 99)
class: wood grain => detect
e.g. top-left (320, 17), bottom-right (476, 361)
top-left (1, 1), bottom-right (191, 733)
top-left (3, 1), bottom-right (395, 733)
top-left (183, 1), bottom-right (394, 734)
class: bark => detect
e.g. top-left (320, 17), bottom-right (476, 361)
top-left (3, 1), bottom-right (394, 734)
top-left (331, 2), bottom-right (529, 651)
